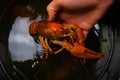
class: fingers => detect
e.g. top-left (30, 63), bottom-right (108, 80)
top-left (47, 0), bottom-right (62, 21)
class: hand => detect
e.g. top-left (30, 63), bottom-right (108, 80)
top-left (47, 0), bottom-right (113, 38)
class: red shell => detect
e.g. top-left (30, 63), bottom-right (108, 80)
top-left (29, 20), bottom-right (66, 39)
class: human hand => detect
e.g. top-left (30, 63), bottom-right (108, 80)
top-left (47, 0), bottom-right (113, 38)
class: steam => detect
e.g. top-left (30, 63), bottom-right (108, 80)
top-left (8, 16), bottom-right (45, 62)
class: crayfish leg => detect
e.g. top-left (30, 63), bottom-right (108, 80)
top-left (65, 24), bottom-right (84, 46)
top-left (51, 40), bottom-right (65, 54)
top-left (54, 47), bottom-right (64, 54)
top-left (39, 36), bottom-right (51, 59)
top-left (76, 29), bottom-right (84, 46)
top-left (51, 40), bottom-right (73, 52)
top-left (44, 38), bottom-right (53, 54)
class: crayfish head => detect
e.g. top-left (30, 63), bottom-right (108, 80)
top-left (29, 22), bottom-right (39, 38)
top-left (47, 21), bottom-right (66, 38)
top-left (33, 20), bottom-right (66, 39)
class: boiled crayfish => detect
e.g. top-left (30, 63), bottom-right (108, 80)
top-left (29, 20), bottom-right (104, 59)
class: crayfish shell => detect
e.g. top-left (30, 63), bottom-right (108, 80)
top-left (29, 20), bottom-right (66, 39)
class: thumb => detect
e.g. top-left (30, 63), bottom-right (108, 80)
top-left (47, 0), bottom-right (62, 21)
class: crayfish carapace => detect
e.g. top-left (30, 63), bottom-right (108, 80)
top-left (29, 20), bottom-right (104, 59)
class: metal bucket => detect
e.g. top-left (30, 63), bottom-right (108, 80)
top-left (0, 0), bottom-right (120, 80)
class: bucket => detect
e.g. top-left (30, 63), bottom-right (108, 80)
top-left (0, 0), bottom-right (120, 80)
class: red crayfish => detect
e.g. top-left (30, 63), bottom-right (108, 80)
top-left (29, 20), bottom-right (104, 59)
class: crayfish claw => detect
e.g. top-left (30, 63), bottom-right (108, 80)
top-left (71, 44), bottom-right (104, 59)
top-left (84, 48), bottom-right (104, 58)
